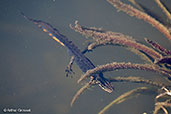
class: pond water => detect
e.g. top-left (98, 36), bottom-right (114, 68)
top-left (0, 0), bottom-right (170, 114)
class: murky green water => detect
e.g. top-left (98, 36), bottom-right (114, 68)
top-left (0, 0), bottom-right (170, 114)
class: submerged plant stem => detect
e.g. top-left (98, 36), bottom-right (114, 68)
top-left (155, 0), bottom-right (171, 20)
top-left (107, 0), bottom-right (171, 40)
top-left (98, 87), bottom-right (158, 114)
top-left (78, 62), bottom-right (171, 83)
top-left (71, 80), bottom-right (94, 106)
top-left (70, 21), bottom-right (162, 60)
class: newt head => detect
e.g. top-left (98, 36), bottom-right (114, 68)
top-left (98, 78), bottom-right (114, 93)
top-left (96, 73), bottom-right (114, 93)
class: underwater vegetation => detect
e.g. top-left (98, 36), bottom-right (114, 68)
top-left (23, 0), bottom-right (171, 114)
top-left (70, 0), bottom-right (171, 114)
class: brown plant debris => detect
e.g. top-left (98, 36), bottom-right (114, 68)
top-left (70, 21), bottom-right (162, 60)
top-left (107, 0), bottom-right (171, 40)
top-left (78, 62), bottom-right (171, 83)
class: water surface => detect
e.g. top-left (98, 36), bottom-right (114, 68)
top-left (0, 0), bottom-right (170, 114)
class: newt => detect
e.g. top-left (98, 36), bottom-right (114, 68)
top-left (22, 13), bottom-right (113, 93)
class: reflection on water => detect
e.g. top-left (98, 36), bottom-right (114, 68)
top-left (0, 0), bottom-right (170, 114)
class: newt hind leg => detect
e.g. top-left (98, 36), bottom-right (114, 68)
top-left (65, 56), bottom-right (75, 77)
top-left (65, 48), bottom-right (92, 77)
